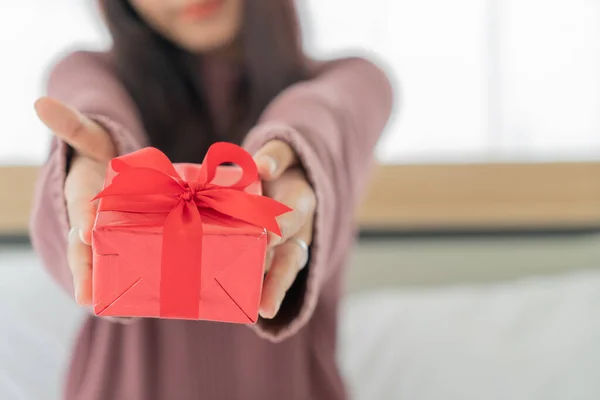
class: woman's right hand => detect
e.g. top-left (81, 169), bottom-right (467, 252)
top-left (34, 97), bottom-right (116, 306)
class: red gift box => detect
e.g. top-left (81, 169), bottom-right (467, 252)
top-left (91, 143), bottom-right (291, 323)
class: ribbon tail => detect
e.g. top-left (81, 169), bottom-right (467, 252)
top-left (159, 200), bottom-right (204, 319)
top-left (200, 190), bottom-right (292, 237)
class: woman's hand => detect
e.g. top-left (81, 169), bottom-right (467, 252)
top-left (35, 100), bottom-right (315, 321)
top-left (253, 141), bottom-right (317, 319)
top-left (34, 97), bottom-right (116, 307)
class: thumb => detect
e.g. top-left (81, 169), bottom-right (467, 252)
top-left (34, 97), bottom-right (116, 161)
top-left (253, 140), bottom-right (298, 181)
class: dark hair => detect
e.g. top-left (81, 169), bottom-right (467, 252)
top-left (101, 0), bottom-right (308, 162)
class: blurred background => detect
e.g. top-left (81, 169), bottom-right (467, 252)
top-left (1, 1), bottom-right (600, 399)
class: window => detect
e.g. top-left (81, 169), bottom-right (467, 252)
top-left (303, 0), bottom-right (600, 163)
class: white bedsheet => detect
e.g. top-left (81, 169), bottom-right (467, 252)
top-left (1, 246), bottom-right (600, 400)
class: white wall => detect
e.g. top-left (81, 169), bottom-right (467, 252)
top-left (1, 0), bottom-right (599, 165)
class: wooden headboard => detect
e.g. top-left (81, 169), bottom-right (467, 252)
top-left (2, 163), bottom-right (600, 236)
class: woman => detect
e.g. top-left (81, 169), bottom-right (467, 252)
top-left (30, 0), bottom-right (393, 399)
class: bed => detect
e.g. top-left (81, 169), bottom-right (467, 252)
top-left (1, 244), bottom-right (600, 400)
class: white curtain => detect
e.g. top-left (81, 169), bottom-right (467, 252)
top-left (304, 0), bottom-right (600, 163)
top-left (1, 0), bottom-right (599, 164)
top-left (0, 0), bottom-right (108, 164)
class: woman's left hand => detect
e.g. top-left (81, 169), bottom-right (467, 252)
top-left (253, 140), bottom-right (316, 319)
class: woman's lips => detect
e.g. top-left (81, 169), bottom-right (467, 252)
top-left (181, 0), bottom-right (224, 21)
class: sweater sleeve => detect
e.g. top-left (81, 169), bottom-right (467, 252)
top-left (243, 56), bottom-right (394, 341)
top-left (29, 51), bottom-right (146, 298)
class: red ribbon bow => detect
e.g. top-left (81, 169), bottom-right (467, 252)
top-left (93, 142), bottom-right (291, 319)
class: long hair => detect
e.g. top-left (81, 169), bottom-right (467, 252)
top-left (101, 0), bottom-right (308, 162)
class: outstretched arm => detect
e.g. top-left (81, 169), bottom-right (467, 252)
top-left (244, 56), bottom-right (394, 341)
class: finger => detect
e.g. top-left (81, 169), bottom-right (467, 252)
top-left (259, 244), bottom-right (300, 319)
top-left (66, 196), bottom-right (98, 246)
top-left (253, 140), bottom-right (298, 180)
top-left (263, 248), bottom-right (275, 275)
top-left (263, 170), bottom-right (316, 248)
top-left (290, 219), bottom-right (314, 269)
top-left (259, 229), bottom-right (311, 319)
top-left (63, 157), bottom-right (107, 306)
top-left (34, 97), bottom-right (116, 161)
top-left (68, 228), bottom-right (93, 306)
top-left (64, 158), bottom-right (106, 245)
top-left (268, 211), bottom-right (303, 249)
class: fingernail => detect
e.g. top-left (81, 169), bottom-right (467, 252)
top-left (259, 308), bottom-right (269, 319)
top-left (258, 156), bottom-right (277, 176)
top-left (259, 301), bottom-right (280, 319)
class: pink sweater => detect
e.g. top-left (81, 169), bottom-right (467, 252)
top-left (29, 49), bottom-right (392, 399)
